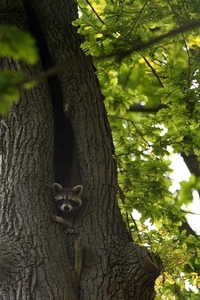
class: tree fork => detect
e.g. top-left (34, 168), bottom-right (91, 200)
top-left (29, 1), bottom-right (161, 298)
top-left (0, 0), bottom-right (161, 299)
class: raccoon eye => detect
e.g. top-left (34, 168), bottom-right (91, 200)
top-left (56, 199), bottom-right (64, 206)
top-left (69, 199), bottom-right (80, 207)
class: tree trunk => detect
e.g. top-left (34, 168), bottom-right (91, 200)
top-left (0, 0), bottom-right (160, 299)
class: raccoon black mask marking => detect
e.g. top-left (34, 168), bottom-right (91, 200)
top-left (53, 183), bottom-right (83, 213)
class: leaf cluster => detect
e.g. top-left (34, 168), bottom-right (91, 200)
top-left (0, 25), bottom-right (38, 114)
top-left (76, 0), bottom-right (200, 298)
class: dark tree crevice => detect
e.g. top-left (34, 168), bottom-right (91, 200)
top-left (23, 1), bottom-right (74, 186)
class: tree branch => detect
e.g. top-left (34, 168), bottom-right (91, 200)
top-left (179, 218), bottom-right (198, 237)
top-left (98, 20), bottom-right (200, 61)
top-left (181, 151), bottom-right (200, 178)
top-left (129, 103), bottom-right (167, 113)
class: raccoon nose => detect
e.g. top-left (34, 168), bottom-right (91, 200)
top-left (64, 205), bottom-right (71, 212)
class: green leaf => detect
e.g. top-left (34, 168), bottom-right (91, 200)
top-left (0, 25), bottom-right (38, 64)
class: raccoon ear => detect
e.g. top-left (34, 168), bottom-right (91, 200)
top-left (72, 185), bottom-right (83, 196)
top-left (53, 183), bottom-right (63, 195)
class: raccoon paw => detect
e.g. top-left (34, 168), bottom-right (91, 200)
top-left (52, 215), bottom-right (74, 232)
top-left (52, 215), bottom-right (62, 223)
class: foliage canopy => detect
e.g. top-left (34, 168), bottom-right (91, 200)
top-left (1, 0), bottom-right (200, 299)
top-left (75, 0), bottom-right (200, 298)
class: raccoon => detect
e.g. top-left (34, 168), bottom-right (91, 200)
top-left (52, 183), bottom-right (83, 231)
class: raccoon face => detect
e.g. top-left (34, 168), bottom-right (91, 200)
top-left (53, 183), bottom-right (83, 214)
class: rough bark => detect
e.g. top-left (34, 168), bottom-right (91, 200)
top-left (0, 1), bottom-right (76, 299)
top-left (0, 0), bottom-right (160, 299)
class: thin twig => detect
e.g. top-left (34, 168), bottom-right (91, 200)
top-left (140, 54), bottom-right (164, 88)
top-left (86, 0), bottom-right (105, 24)
top-left (109, 114), bottom-right (150, 146)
